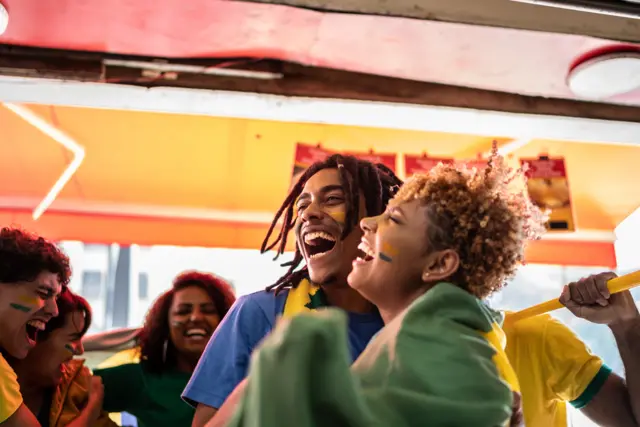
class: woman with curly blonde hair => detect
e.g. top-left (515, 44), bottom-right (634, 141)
top-left (216, 147), bottom-right (544, 427)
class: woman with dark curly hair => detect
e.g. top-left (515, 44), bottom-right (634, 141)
top-left (0, 227), bottom-right (72, 427)
top-left (93, 271), bottom-right (235, 427)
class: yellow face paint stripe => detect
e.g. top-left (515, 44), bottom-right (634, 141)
top-left (17, 294), bottom-right (40, 306)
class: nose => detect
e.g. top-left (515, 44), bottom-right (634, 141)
top-left (190, 309), bottom-right (205, 323)
top-left (300, 201), bottom-right (325, 223)
top-left (360, 215), bottom-right (378, 233)
top-left (74, 341), bottom-right (85, 356)
top-left (45, 298), bottom-right (59, 318)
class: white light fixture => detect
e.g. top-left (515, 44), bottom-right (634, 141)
top-left (568, 51), bottom-right (640, 100)
top-left (0, 3), bottom-right (8, 36)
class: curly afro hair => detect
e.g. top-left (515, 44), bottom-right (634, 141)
top-left (137, 271), bottom-right (236, 374)
top-left (0, 227), bottom-right (71, 288)
top-left (390, 144), bottom-right (546, 299)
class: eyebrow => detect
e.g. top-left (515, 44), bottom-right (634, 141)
top-left (37, 285), bottom-right (58, 297)
top-left (297, 184), bottom-right (345, 202)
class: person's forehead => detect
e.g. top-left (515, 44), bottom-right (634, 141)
top-left (302, 168), bottom-right (342, 193)
top-left (173, 286), bottom-right (212, 304)
top-left (34, 271), bottom-right (61, 292)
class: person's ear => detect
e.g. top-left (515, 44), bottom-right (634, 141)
top-left (421, 249), bottom-right (459, 283)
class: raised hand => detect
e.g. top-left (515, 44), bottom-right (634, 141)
top-left (559, 272), bottom-right (639, 326)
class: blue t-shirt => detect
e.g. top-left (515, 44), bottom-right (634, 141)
top-left (182, 289), bottom-right (383, 409)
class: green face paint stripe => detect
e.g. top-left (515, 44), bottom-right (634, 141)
top-left (64, 344), bottom-right (75, 354)
top-left (379, 253), bottom-right (393, 263)
top-left (9, 303), bottom-right (31, 313)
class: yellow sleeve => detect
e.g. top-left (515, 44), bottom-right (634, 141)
top-left (541, 316), bottom-right (604, 402)
top-left (0, 354), bottom-right (23, 422)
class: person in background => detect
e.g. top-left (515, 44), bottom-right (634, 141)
top-left (0, 227), bottom-right (70, 426)
top-left (10, 288), bottom-right (113, 427)
top-left (213, 148), bottom-right (541, 427)
top-left (183, 155), bottom-right (403, 427)
top-left (93, 271), bottom-right (235, 427)
top-left (502, 271), bottom-right (640, 427)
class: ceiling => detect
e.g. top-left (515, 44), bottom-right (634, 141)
top-left (0, 0), bottom-right (639, 107)
top-left (2, 102), bottom-right (638, 267)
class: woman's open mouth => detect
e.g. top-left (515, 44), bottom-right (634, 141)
top-left (354, 240), bottom-right (375, 265)
top-left (184, 328), bottom-right (211, 342)
top-left (303, 231), bottom-right (337, 260)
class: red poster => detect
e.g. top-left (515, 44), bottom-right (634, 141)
top-left (520, 157), bottom-right (574, 232)
top-left (404, 155), bottom-right (454, 177)
top-left (292, 143), bottom-right (332, 186)
top-left (457, 158), bottom-right (488, 171)
top-left (346, 151), bottom-right (397, 174)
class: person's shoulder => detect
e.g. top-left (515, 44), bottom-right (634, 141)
top-left (503, 312), bottom-right (564, 339)
top-left (233, 289), bottom-right (287, 318)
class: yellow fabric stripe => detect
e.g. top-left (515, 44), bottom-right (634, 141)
top-left (481, 322), bottom-right (521, 393)
top-left (282, 279), bottom-right (321, 318)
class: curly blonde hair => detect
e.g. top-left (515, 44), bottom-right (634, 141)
top-left (391, 145), bottom-right (547, 298)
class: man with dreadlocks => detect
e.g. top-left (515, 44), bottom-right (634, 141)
top-left (183, 154), bottom-right (403, 427)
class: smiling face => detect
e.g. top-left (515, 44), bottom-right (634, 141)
top-left (19, 310), bottom-right (86, 387)
top-left (168, 286), bottom-right (221, 358)
top-left (294, 168), bottom-right (366, 286)
top-left (347, 199), bottom-right (459, 314)
top-left (0, 271), bottom-right (62, 358)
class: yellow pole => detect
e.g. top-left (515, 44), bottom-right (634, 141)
top-left (509, 270), bottom-right (640, 322)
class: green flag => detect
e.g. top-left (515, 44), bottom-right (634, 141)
top-left (228, 283), bottom-right (513, 427)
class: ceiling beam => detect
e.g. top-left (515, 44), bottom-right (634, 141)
top-left (1, 46), bottom-right (639, 123)
top-left (239, 0), bottom-right (640, 43)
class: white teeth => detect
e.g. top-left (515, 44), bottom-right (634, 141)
top-left (357, 241), bottom-right (376, 259)
top-left (304, 232), bottom-right (336, 244)
top-left (185, 328), bottom-right (207, 337)
top-left (27, 320), bottom-right (46, 331)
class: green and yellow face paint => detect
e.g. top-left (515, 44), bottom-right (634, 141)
top-left (9, 294), bottom-right (41, 313)
top-left (379, 242), bottom-right (399, 263)
top-left (64, 344), bottom-right (75, 355)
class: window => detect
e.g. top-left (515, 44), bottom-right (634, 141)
top-left (138, 272), bottom-right (149, 300)
top-left (81, 271), bottom-right (103, 299)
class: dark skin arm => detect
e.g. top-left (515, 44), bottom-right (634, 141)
top-left (203, 379), bottom-right (248, 427)
top-left (192, 404), bottom-right (218, 427)
top-left (560, 272), bottom-right (640, 427)
top-left (1, 404), bottom-right (40, 427)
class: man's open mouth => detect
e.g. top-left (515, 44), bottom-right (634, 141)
top-left (25, 319), bottom-right (46, 344)
top-left (303, 231), bottom-right (337, 259)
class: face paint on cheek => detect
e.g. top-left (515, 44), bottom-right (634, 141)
top-left (379, 242), bottom-right (399, 263)
top-left (328, 211), bottom-right (346, 226)
top-left (18, 295), bottom-right (41, 306)
top-left (9, 303), bottom-right (31, 313)
top-left (171, 320), bottom-right (185, 327)
top-left (64, 344), bottom-right (75, 355)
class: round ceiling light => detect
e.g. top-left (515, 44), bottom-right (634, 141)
top-left (0, 3), bottom-right (8, 36)
top-left (568, 51), bottom-right (640, 100)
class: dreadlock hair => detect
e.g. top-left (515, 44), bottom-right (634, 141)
top-left (262, 154), bottom-right (403, 294)
top-left (389, 144), bottom-right (547, 299)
